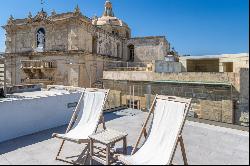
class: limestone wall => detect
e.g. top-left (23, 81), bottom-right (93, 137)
top-left (127, 37), bottom-right (170, 62)
top-left (219, 55), bottom-right (249, 73)
top-left (103, 80), bottom-right (236, 124)
top-left (97, 24), bottom-right (131, 39)
top-left (5, 23), bottom-right (71, 53)
top-left (4, 14), bottom-right (125, 60)
top-left (96, 31), bottom-right (123, 58)
top-left (154, 60), bottom-right (182, 73)
top-left (186, 59), bottom-right (219, 72)
top-left (4, 53), bottom-right (111, 88)
top-left (102, 70), bottom-right (248, 125)
top-left (179, 53), bottom-right (249, 73)
top-left (104, 90), bottom-right (122, 109)
top-left (67, 23), bottom-right (92, 52)
top-left (103, 71), bottom-right (237, 85)
top-left (6, 22), bottom-right (94, 53)
top-left (103, 70), bottom-right (248, 125)
top-left (239, 68), bottom-right (249, 126)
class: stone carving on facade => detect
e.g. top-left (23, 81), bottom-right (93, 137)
top-left (51, 9), bottom-right (56, 16)
top-left (7, 15), bottom-right (14, 25)
top-left (2, 0), bottom-right (172, 87)
top-left (103, 0), bottom-right (114, 17)
top-left (33, 9), bottom-right (49, 23)
top-left (36, 28), bottom-right (45, 52)
top-left (28, 12), bottom-right (32, 19)
top-left (26, 12), bottom-right (33, 23)
top-left (73, 5), bottom-right (81, 16)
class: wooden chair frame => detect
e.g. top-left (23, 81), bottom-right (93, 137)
top-left (52, 88), bottom-right (110, 165)
top-left (128, 95), bottom-right (192, 165)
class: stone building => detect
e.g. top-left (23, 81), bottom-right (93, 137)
top-left (179, 53), bottom-right (249, 73)
top-left (2, 0), bottom-right (173, 87)
top-left (127, 36), bottom-right (170, 62)
top-left (103, 53), bottom-right (249, 126)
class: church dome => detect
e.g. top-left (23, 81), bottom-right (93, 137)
top-left (92, 0), bottom-right (128, 28)
top-left (93, 16), bottom-right (128, 27)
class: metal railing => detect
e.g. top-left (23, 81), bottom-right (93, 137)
top-left (21, 60), bottom-right (57, 69)
top-left (104, 61), bottom-right (153, 71)
top-left (0, 59), bottom-right (6, 97)
top-left (102, 80), bottom-right (249, 127)
top-left (21, 78), bottom-right (55, 84)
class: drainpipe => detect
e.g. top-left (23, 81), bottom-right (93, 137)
top-left (133, 85), bottom-right (135, 109)
top-left (89, 64), bottom-right (92, 88)
top-left (78, 64), bottom-right (80, 87)
top-left (146, 84), bottom-right (152, 112)
top-left (231, 83), bottom-right (235, 124)
top-left (129, 85), bottom-right (132, 108)
top-left (4, 59), bottom-right (7, 96)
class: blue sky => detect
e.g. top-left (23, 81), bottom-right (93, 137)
top-left (0, 0), bottom-right (249, 55)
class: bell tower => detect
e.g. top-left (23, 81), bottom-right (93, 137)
top-left (103, 0), bottom-right (114, 17)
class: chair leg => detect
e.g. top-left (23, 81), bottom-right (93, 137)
top-left (56, 140), bottom-right (65, 160)
top-left (83, 143), bottom-right (90, 165)
top-left (90, 140), bottom-right (93, 165)
top-left (102, 115), bottom-right (106, 130)
top-left (179, 136), bottom-right (188, 165)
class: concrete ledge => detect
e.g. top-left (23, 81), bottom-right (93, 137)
top-left (188, 117), bottom-right (249, 132)
top-left (103, 71), bottom-right (237, 85)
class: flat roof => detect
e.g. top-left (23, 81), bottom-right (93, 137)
top-left (152, 80), bottom-right (232, 86)
top-left (130, 36), bottom-right (166, 40)
top-left (0, 109), bottom-right (248, 165)
top-left (0, 89), bottom-right (80, 103)
top-left (180, 53), bottom-right (249, 60)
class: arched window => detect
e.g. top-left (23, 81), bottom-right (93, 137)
top-left (92, 36), bottom-right (98, 54)
top-left (128, 44), bottom-right (134, 62)
top-left (126, 31), bottom-right (130, 39)
top-left (117, 43), bottom-right (120, 58)
top-left (36, 28), bottom-right (45, 50)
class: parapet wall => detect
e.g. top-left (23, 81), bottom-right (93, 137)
top-left (103, 80), bottom-right (235, 124)
top-left (0, 92), bottom-right (81, 142)
top-left (128, 36), bottom-right (169, 62)
top-left (239, 68), bottom-right (249, 126)
top-left (103, 71), bottom-right (237, 85)
top-left (6, 84), bottom-right (42, 94)
top-left (103, 70), bottom-right (248, 125)
top-left (153, 61), bottom-right (182, 73)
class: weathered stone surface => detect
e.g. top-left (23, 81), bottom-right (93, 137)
top-left (128, 36), bottom-right (170, 62)
top-left (2, 2), bottom-right (171, 88)
top-left (103, 79), bottom-right (241, 124)
top-left (154, 60), bottom-right (181, 73)
top-left (105, 90), bottom-right (121, 109)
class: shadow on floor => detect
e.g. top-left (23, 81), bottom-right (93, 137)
top-left (104, 112), bottom-right (126, 122)
top-left (0, 125), bottom-right (67, 155)
top-left (104, 109), bottom-right (140, 122)
top-left (0, 112), bottom-right (127, 155)
top-left (0, 109), bottom-right (140, 155)
top-left (116, 146), bottom-right (134, 156)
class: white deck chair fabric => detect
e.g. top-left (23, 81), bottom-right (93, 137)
top-left (56, 91), bottom-right (106, 141)
top-left (119, 99), bottom-right (186, 165)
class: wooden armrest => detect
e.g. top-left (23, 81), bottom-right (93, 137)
top-left (143, 127), bottom-right (148, 138)
top-left (52, 133), bottom-right (57, 138)
top-left (140, 123), bottom-right (148, 138)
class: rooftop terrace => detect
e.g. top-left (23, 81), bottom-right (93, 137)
top-left (0, 109), bottom-right (249, 165)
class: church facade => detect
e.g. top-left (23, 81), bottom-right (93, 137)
top-left (2, 0), bottom-right (174, 88)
